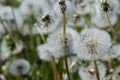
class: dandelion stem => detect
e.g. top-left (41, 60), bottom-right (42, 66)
top-left (104, 12), bottom-right (118, 41)
top-left (63, 12), bottom-right (66, 40)
top-left (0, 15), bottom-right (8, 33)
top-left (0, 62), bottom-right (2, 73)
top-left (59, 58), bottom-right (63, 80)
top-left (11, 7), bottom-right (20, 33)
top-left (61, 4), bottom-right (71, 79)
top-left (64, 55), bottom-right (70, 80)
top-left (104, 12), bottom-right (115, 33)
top-left (40, 33), bottom-right (46, 43)
top-left (62, 10), bottom-right (70, 80)
top-left (93, 60), bottom-right (100, 80)
top-left (37, 24), bottom-right (46, 43)
top-left (51, 56), bottom-right (58, 80)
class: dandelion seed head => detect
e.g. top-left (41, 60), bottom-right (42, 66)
top-left (37, 43), bottom-right (52, 61)
top-left (78, 62), bottom-right (106, 80)
top-left (9, 59), bottom-right (30, 76)
top-left (32, 13), bottom-right (60, 34)
top-left (47, 27), bottom-right (79, 59)
top-left (0, 74), bottom-right (6, 80)
top-left (74, 28), bottom-right (112, 60)
top-left (91, 0), bottom-right (119, 28)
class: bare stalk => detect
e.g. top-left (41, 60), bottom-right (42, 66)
top-left (0, 15), bottom-right (8, 33)
top-left (59, 58), bottom-right (63, 80)
top-left (93, 60), bottom-right (100, 80)
top-left (51, 56), bottom-right (58, 80)
top-left (11, 8), bottom-right (19, 33)
top-left (104, 12), bottom-right (115, 33)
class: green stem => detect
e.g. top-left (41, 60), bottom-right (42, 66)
top-left (39, 33), bottom-right (46, 43)
top-left (63, 12), bottom-right (66, 40)
top-left (0, 15), bottom-right (8, 33)
top-left (64, 55), bottom-right (70, 80)
top-left (104, 12), bottom-right (115, 33)
top-left (51, 56), bottom-right (58, 80)
top-left (11, 7), bottom-right (19, 33)
top-left (93, 60), bottom-right (100, 80)
top-left (104, 12), bottom-right (118, 41)
top-left (59, 58), bottom-right (63, 80)
top-left (62, 9), bottom-right (70, 80)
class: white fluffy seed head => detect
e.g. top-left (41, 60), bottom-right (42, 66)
top-left (47, 27), bottom-right (80, 59)
top-left (0, 74), bottom-right (6, 80)
top-left (74, 28), bottom-right (112, 60)
top-left (78, 62), bottom-right (106, 80)
top-left (91, 0), bottom-right (119, 28)
top-left (37, 43), bottom-right (52, 61)
top-left (32, 13), bottom-right (61, 34)
top-left (0, 38), bottom-right (23, 61)
top-left (9, 59), bottom-right (30, 76)
top-left (102, 44), bottom-right (120, 61)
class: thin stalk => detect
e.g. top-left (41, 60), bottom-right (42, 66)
top-left (37, 24), bottom-right (46, 43)
top-left (0, 62), bottom-right (2, 73)
top-left (63, 12), bottom-right (66, 40)
top-left (39, 33), bottom-right (46, 43)
top-left (0, 15), bottom-right (8, 33)
top-left (59, 57), bottom-right (63, 80)
top-left (104, 12), bottom-right (118, 41)
top-left (104, 12), bottom-right (115, 33)
top-left (62, 11), bottom-right (70, 80)
top-left (93, 60), bottom-right (100, 80)
top-left (109, 58), bottom-right (115, 69)
top-left (11, 8), bottom-right (19, 33)
top-left (64, 55), bottom-right (70, 80)
top-left (51, 56), bottom-right (58, 80)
